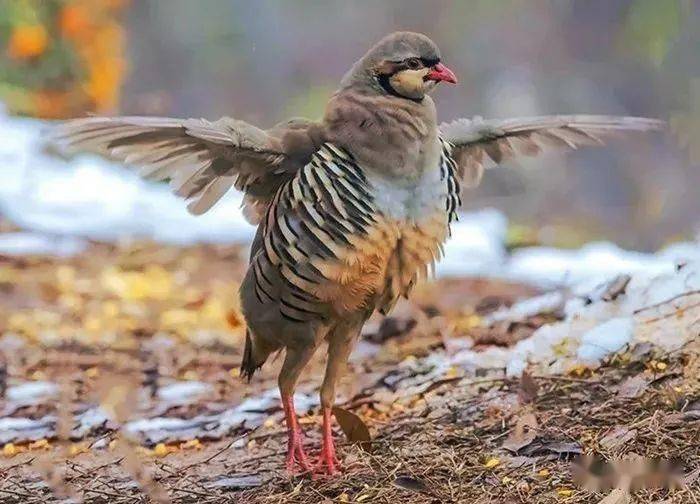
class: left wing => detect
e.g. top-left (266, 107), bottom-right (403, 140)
top-left (53, 116), bottom-right (322, 220)
top-left (440, 115), bottom-right (665, 189)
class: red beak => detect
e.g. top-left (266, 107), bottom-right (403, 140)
top-left (426, 62), bottom-right (458, 84)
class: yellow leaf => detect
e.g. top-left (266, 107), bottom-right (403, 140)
top-left (567, 364), bottom-right (588, 377)
top-left (69, 443), bottom-right (89, 457)
top-left (153, 443), bottom-right (168, 457)
top-left (484, 457), bottom-right (500, 469)
top-left (557, 488), bottom-right (573, 497)
top-left (538, 468), bottom-right (550, 478)
top-left (444, 366), bottom-right (460, 379)
top-left (183, 370), bottom-right (199, 381)
top-left (229, 368), bottom-right (240, 378)
top-left (29, 439), bottom-right (50, 450)
top-left (502, 476), bottom-right (512, 484)
top-left (3, 443), bottom-right (17, 457)
top-left (180, 439), bottom-right (201, 450)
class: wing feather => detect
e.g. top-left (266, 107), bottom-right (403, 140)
top-left (53, 116), bottom-right (317, 218)
top-left (440, 115), bottom-right (664, 190)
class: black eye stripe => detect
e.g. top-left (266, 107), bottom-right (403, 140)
top-left (396, 57), bottom-right (440, 70)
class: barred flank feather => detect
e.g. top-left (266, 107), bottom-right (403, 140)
top-left (250, 141), bottom-right (455, 320)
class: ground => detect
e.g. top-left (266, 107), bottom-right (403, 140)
top-left (0, 238), bottom-right (698, 503)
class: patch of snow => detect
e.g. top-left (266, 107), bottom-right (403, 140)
top-left (122, 388), bottom-right (317, 444)
top-left (577, 317), bottom-right (635, 362)
top-left (485, 291), bottom-right (565, 325)
top-left (504, 242), bottom-right (678, 289)
top-left (0, 232), bottom-right (86, 257)
top-left (448, 260), bottom-right (700, 377)
top-left (0, 416), bottom-right (54, 444)
top-left (7, 381), bottom-right (59, 402)
top-left (157, 381), bottom-right (213, 402)
top-left (437, 208), bottom-right (508, 276)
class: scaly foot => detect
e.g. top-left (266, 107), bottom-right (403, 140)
top-left (313, 407), bottom-right (341, 475)
top-left (282, 394), bottom-right (312, 473)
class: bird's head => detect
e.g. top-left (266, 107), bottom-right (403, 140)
top-left (342, 31), bottom-right (457, 101)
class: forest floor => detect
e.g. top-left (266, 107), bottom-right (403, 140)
top-left (0, 237), bottom-right (698, 503)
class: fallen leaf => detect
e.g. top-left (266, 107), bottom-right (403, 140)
top-left (520, 439), bottom-right (582, 458)
top-left (393, 475), bottom-right (429, 493)
top-left (599, 275), bottom-right (632, 302)
top-left (615, 375), bottom-right (649, 399)
top-left (332, 406), bottom-right (371, 452)
top-left (3, 443), bottom-right (17, 457)
top-left (502, 412), bottom-right (538, 453)
top-left (599, 427), bottom-right (637, 451)
top-left (597, 487), bottom-right (630, 504)
top-left (681, 467), bottom-right (700, 487)
top-left (484, 457), bottom-right (500, 469)
top-left (518, 372), bottom-right (539, 404)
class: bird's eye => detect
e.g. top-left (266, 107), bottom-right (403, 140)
top-left (406, 58), bottom-right (422, 70)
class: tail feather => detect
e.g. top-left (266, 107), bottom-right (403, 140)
top-left (240, 331), bottom-right (260, 382)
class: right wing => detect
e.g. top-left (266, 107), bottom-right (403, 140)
top-left (440, 115), bottom-right (665, 190)
top-left (54, 116), bottom-right (322, 220)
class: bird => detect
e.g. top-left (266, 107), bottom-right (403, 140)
top-left (54, 31), bottom-right (664, 475)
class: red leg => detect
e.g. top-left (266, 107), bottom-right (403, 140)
top-left (314, 406), bottom-right (340, 475)
top-left (282, 394), bottom-right (311, 473)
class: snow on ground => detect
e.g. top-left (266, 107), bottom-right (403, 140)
top-left (444, 260), bottom-right (700, 377)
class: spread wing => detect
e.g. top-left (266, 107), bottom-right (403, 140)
top-left (440, 115), bottom-right (665, 189)
top-left (53, 116), bottom-right (320, 219)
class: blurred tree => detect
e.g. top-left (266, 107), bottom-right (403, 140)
top-left (0, 0), bottom-right (129, 118)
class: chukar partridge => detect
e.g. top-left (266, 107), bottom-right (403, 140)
top-left (55, 31), bottom-right (664, 475)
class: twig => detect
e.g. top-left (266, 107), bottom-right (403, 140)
top-left (0, 456), bottom-right (36, 475)
top-left (640, 300), bottom-right (700, 324)
top-left (633, 290), bottom-right (700, 315)
top-left (181, 427), bottom-right (259, 470)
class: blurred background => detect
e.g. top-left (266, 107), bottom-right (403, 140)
top-left (0, 0), bottom-right (698, 250)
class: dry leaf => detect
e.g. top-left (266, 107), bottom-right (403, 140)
top-left (484, 457), bottom-right (501, 469)
top-left (518, 372), bottom-right (540, 404)
top-left (597, 487), bottom-right (631, 504)
top-left (520, 439), bottom-right (582, 458)
top-left (615, 375), bottom-right (649, 399)
top-left (599, 427), bottom-right (637, 451)
top-left (393, 475), bottom-right (429, 493)
top-left (502, 412), bottom-right (539, 453)
top-left (332, 406), bottom-right (371, 452)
